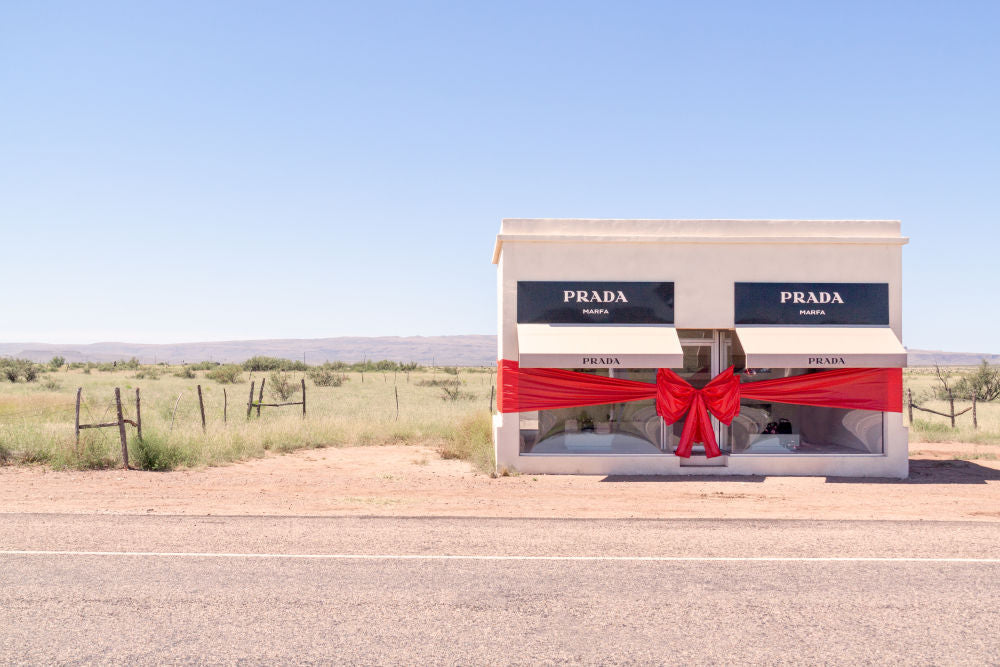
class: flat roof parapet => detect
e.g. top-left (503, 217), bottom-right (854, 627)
top-left (493, 219), bottom-right (906, 263)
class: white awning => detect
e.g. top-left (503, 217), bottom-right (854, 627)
top-left (735, 327), bottom-right (907, 369)
top-left (517, 324), bottom-right (683, 369)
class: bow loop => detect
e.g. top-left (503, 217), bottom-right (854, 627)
top-left (656, 366), bottom-right (741, 458)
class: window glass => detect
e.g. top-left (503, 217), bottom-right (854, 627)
top-left (728, 367), bottom-right (884, 455)
top-left (520, 369), bottom-right (662, 455)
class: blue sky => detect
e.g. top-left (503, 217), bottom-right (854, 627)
top-left (1, 1), bottom-right (997, 351)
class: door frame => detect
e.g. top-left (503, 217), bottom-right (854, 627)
top-left (663, 331), bottom-right (727, 452)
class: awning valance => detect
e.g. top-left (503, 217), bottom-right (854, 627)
top-left (516, 324), bottom-right (683, 369)
top-left (735, 326), bottom-right (907, 369)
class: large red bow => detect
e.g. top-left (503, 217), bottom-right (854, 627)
top-left (655, 366), bottom-right (741, 458)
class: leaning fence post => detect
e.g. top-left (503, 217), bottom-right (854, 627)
top-left (247, 381), bottom-right (255, 419)
top-left (907, 388), bottom-right (913, 424)
top-left (257, 378), bottom-right (266, 417)
top-left (972, 392), bottom-right (978, 430)
top-left (197, 384), bottom-right (206, 432)
top-left (114, 387), bottom-right (129, 469)
top-left (135, 387), bottom-right (142, 440)
top-left (394, 385), bottom-right (399, 421)
top-left (75, 387), bottom-right (82, 451)
top-left (224, 388), bottom-right (228, 423)
top-left (490, 384), bottom-right (495, 414)
top-left (301, 378), bottom-right (306, 418)
top-left (948, 388), bottom-right (955, 428)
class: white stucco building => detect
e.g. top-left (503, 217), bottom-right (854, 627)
top-left (492, 219), bottom-right (909, 478)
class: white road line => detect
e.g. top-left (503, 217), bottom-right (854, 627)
top-left (1, 550), bottom-right (999, 563)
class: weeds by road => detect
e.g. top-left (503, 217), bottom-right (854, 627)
top-left (0, 364), bottom-right (496, 473)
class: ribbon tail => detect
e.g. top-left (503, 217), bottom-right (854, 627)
top-left (697, 404), bottom-right (722, 458)
top-left (674, 394), bottom-right (703, 458)
top-left (673, 393), bottom-right (723, 459)
top-left (675, 418), bottom-right (695, 457)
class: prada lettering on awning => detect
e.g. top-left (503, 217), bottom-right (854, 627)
top-left (735, 327), bottom-right (907, 369)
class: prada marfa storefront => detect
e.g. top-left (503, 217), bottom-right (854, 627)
top-left (492, 219), bottom-right (908, 478)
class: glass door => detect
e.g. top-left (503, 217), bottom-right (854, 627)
top-left (662, 331), bottom-right (720, 453)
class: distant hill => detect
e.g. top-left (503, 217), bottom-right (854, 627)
top-left (0, 336), bottom-right (497, 366)
top-left (905, 350), bottom-right (1000, 367)
top-left (0, 337), bottom-right (996, 367)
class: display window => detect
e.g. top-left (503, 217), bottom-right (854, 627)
top-left (519, 369), bottom-right (660, 454)
top-left (730, 369), bottom-right (884, 455)
top-left (518, 330), bottom-right (886, 456)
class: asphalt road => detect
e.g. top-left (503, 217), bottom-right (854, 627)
top-left (2, 515), bottom-right (999, 665)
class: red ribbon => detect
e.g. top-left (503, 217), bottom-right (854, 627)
top-left (656, 367), bottom-right (741, 458)
top-left (498, 360), bottom-right (902, 459)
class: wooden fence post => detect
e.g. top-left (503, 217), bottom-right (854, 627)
top-left (489, 384), bottom-right (495, 414)
top-left (247, 381), bottom-right (255, 419)
top-left (257, 378), bottom-right (266, 417)
top-left (394, 385), bottom-right (399, 421)
top-left (135, 388), bottom-right (142, 440)
top-left (301, 378), bottom-right (306, 418)
top-left (75, 387), bottom-right (82, 451)
top-left (948, 389), bottom-right (955, 428)
top-left (114, 387), bottom-right (129, 469)
top-left (224, 388), bottom-right (228, 423)
top-left (907, 388), bottom-right (913, 424)
top-left (972, 392), bottom-right (978, 430)
top-left (197, 384), bottom-right (206, 432)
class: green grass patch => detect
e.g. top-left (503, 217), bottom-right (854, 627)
top-left (131, 434), bottom-right (186, 471)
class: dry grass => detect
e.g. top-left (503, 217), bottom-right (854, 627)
top-left (0, 366), bottom-right (496, 472)
top-left (903, 366), bottom-right (1000, 443)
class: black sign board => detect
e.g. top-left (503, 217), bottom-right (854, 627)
top-left (734, 282), bottom-right (889, 326)
top-left (517, 281), bottom-right (674, 324)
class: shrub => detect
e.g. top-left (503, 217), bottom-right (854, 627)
top-left (206, 364), bottom-right (243, 384)
top-left (268, 370), bottom-right (300, 401)
top-left (174, 366), bottom-right (196, 379)
top-left (0, 359), bottom-right (39, 382)
top-left (188, 361), bottom-right (220, 371)
top-left (243, 356), bottom-right (307, 372)
top-left (41, 376), bottom-right (61, 391)
top-left (2, 363), bottom-right (19, 383)
top-left (131, 435), bottom-right (185, 471)
top-left (121, 357), bottom-right (141, 371)
top-left (952, 361), bottom-right (1000, 402)
top-left (308, 365), bottom-right (348, 387)
top-left (440, 366), bottom-right (459, 375)
top-left (441, 387), bottom-right (474, 401)
top-left (134, 367), bottom-right (162, 380)
top-left (49, 356), bottom-right (66, 370)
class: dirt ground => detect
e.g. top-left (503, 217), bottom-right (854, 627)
top-left (2, 443), bottom-right (999, 521)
